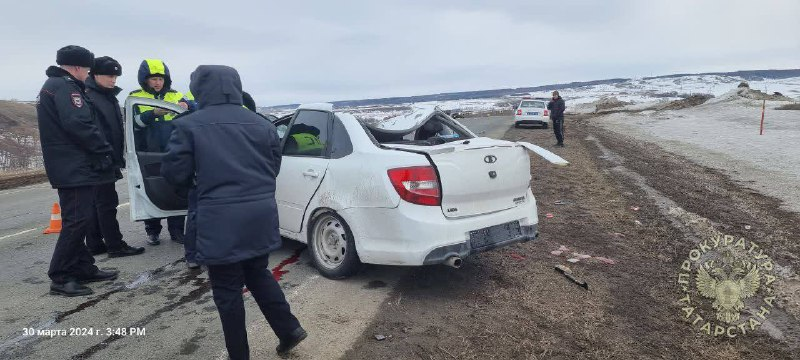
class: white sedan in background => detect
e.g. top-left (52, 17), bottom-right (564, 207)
top-left (514, 98), bottom-right (551, 128)
top-left (124, 98), bottom-right (567, 279)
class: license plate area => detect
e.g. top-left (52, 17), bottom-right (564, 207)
top-left (469, 221), bottom-right (522, 250)
top-left (526, 112), bottom-right (539, 116)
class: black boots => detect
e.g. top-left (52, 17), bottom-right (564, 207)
top-left (50, 280), bottom-right (93, 297)
top-left (147, 234), bottom-right (160, 245)
top-left (170, 232), bottom-right (185, 244)
top-left (276, 327), bottom-right (308, 355)
top-left (108, 244), bottom-right (145, 258)
top-left (78, 269), bottom-right (119, 284)
top-left (50, 269), bottom-right (119, 297)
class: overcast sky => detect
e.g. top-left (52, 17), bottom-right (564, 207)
top-left (3, 0), bottom-right (798, 106)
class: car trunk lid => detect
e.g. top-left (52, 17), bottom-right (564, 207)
top-left (384, 137), bottom-right (533, 218)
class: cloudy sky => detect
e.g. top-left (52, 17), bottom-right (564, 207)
top-left (2, 0), bottom-right (798, 106)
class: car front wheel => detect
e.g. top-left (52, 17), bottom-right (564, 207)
top-left (309, 211), bottom-right (361, 279)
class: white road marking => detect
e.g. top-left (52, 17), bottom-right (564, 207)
top-left (0, 228), bottom-right (39, 241)
top-left (0, 185), bottom-right (49, 197)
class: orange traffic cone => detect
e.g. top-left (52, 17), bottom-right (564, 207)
top-left (43, 203), bottom-right (62, 234)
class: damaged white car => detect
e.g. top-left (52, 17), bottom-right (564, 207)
top-left (124, 98), bottom-right (567, 279)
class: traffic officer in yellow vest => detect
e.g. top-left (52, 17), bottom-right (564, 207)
top-left (129, 58), bottom-right (193, 246)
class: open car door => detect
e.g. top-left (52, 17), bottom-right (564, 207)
top-left (124, 97), bottom-right (189, 221)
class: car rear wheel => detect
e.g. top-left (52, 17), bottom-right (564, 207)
top-left (309, 211), bottom-right (361, 279)
top-left (543, 123), bottom-right (549, 129)
top-left (514, 122), bottom-right (521, 128)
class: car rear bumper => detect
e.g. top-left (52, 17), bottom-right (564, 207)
top-left (421, 224), bottom-right (537, 265)
top-left (340, 189), bottom-right (539, 266)
top-left (515, 118), bottom-right (549, 125)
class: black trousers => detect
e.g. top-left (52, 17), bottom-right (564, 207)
top-left (144, 216), bottom-right (185, 237)
top-left (552, 117), bottom-right (565, 144)
top-left (48, 186), bottom-right (99, 284)
top-left (85, 182), bottom-right (125, 251)
top-left (208, 254), bottom-right (301, 360)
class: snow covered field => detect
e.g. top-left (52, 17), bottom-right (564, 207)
top-left (592, 90), bottom-right (800, 213)
top-left (321, 74), bottom-right (800, 120)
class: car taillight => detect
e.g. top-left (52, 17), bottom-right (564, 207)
top-left (516, 109), bottom-right (522, 115)
top-left (387, 166), bottom-right (441, 206)
top-left (543, 109), bottom-right (549, 116)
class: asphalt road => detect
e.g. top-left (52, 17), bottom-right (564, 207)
top-left (0, 116), bottom-right (514, 359)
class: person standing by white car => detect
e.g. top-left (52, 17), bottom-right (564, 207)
top-left (547, 91), bottom-right (566, 147)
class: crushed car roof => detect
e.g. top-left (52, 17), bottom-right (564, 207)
top-left (362, 105), bottom-right (440, 134)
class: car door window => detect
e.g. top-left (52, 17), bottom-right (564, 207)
top-left (283, 110), bottom-right (329, 157)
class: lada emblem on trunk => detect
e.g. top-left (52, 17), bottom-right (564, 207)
top-left (484, 155), bottom-right (497, 163)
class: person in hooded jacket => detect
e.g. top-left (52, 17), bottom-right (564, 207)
top-left (83, 56), bottom-right (145, 258)
top-left (37, 45), bottom-right (119, 296)
top-left (161, 65), bottom-right (306, 359)
top-left (129, 58), bottom-right (192, 246)
top-left (179, 90), bottom-right (263, 271)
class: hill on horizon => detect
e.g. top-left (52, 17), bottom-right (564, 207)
top-left (262, 68), bottom-right (800, 111)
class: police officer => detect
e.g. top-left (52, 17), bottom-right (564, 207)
top-left (83, 56), bottom-right (145, 257)
top-left (37, 45), bottom-right (119, 297)
top-left (129, 58), bottom-right (192, 245)
top-left (162, 65), bottom-right (306, 358)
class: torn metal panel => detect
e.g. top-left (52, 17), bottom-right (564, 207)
top-left (516, 142), bottom-right (569, 166)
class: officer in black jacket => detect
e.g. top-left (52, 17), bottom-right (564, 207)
top-left (37, 45), bottom-right (119, 297)
top-left (83, 56), bottom-right (145, 258)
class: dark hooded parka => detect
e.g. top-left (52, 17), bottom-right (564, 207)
top-left (160, 65), bottom-right (283, 265)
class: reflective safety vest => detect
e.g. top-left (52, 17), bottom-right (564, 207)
top-left (290, 133), bottom-right (324, 154)
top-left (129, 89), bottom-right (187, 128)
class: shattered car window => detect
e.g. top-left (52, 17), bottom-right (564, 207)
top-left (368, 115), bottom-right (472, 146)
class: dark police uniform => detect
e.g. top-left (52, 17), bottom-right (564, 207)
top-left (83, 57), bottom-right (144, 257)
top-left (37, 46), bottom-right (118, 296)
top-left (161, 65), bottom-right (306, 358)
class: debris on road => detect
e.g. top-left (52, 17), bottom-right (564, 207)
top-left (634, 220), bottom-right (642, 226)
top-left (545, 213), bottom-right (554, 219)
top-left (745, 225), bottom-right (752, 230)
top-left (594, 257), bottom-right (617, 265)
top-left (510, 253), bottom-right (526, 261)
top-left (554, 264), bottom-right (589, 290)
top-left (554, 264), bottom-right (572, 274)
top-left (554, 200), bottom-right (570, 205)
top-left (630, 206), bottom-right (640, 211)
top-left (375, 334), bottom-right (386, 341)
top-left (550, 245), bottom-right (570, 256)
top-left (609, 232), bottom-right (626, 238)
